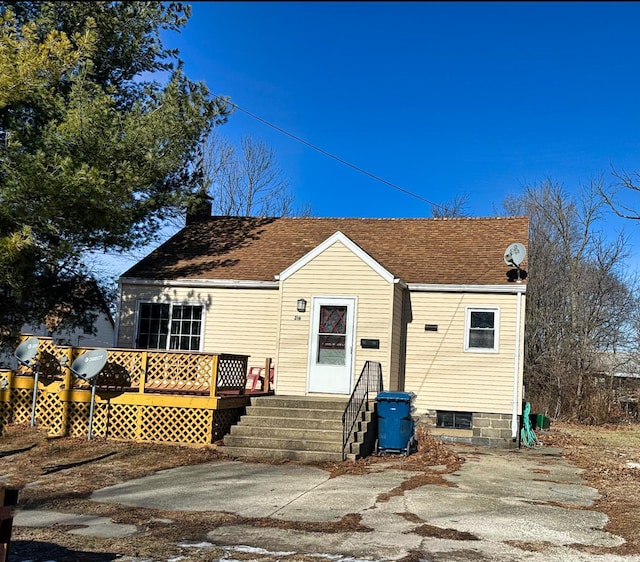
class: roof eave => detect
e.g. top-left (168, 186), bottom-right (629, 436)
top-left (119, 277), bottom-right (279, 289)
top-left (407, 283), bottom-right (527, 294)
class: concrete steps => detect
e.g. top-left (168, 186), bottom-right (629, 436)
top-left (219, 396), bottom-right (376, 463)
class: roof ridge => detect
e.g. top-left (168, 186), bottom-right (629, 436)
top-left (207, 215), bottom-right (528, 221)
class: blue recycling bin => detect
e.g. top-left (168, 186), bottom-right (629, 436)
top-left (376, 391), bottom-right (415, 454)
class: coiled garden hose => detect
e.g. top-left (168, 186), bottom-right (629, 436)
top-left (520, 402), bottom-right (540, 448)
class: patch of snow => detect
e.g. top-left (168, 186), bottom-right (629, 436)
top-left (150, 517), bottom-right (174, 524)
top-left (176, 541), bottom-right (214, 549)
top-left (231, 545), bottom-right (296, 556)
top-left (224, 548), bottom-right (383, 562)
top-left (318, 556), bottom-right (386, 562)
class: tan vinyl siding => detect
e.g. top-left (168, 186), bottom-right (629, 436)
top-left (117, 283), bottom-right (279, 364)
top-left (404, 291), bottom-right (523, 415)
top-left (204, 289), bottom-right (279, 365)
top-left (388, 283), bottom-right (406, 390)
top-left (277, 240), bottom-right (394, 395)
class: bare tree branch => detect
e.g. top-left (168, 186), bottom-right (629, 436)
top-left (430, 193), bottom-right (470, 218)
top-left (598, 167), bottom-right (640, 220)
top-left (203, 132), bottom-right (307, 217)
top-left (506, 179), bottom-right (639, 421)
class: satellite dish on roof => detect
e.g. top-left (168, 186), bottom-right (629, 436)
top-left (504, 243), bottom-right (526, 267)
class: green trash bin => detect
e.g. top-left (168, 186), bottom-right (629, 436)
top-left (536, 414), bottom-right (550, 430)
top-left (528, 412), bottom-right (551, 430)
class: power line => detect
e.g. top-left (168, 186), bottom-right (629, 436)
top-left (215, 96), bottom-right (451, 212)
top-left (212, 97), bottom-right (529, 282)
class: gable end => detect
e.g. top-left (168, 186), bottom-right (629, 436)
top-left (277, 231), bottom-right (396, 283)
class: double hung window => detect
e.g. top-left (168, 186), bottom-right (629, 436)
top-left (136, 303), bottom-right (203, 351)
top-left (465, 307), bottom-right (499, 352)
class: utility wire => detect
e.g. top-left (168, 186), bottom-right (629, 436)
top-left (216, 96), bottom-right (449, 212)
top-left (212, 96), bottom-right (529, 283)
top-left (220, 92), bottom-right (522, 286)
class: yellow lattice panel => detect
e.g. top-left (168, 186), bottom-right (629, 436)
top-left (36, 390), bottom-right (64, 435)
top-left (146, 352), bottom-right (213, 393)
top-left (0, 371), bottom-right (12, 431)
top-left (105, 403), bottom-right (139, 441)
top-left (38, 338), bottom-right (58, 356)
top-left (67, 402), bottom-right (94, 437)
top-left (10, 388), bottom-right (33, 424)
top-left (6, 338), bottom-right (253, 445)
top-left (39, 350), bottom-right (67, 383)
top-left (87, 402), bottom-right (109, 439)
top-left (101, 350), bottom-right (143, 388)
top-left (68, 397), bottom-right (125, 441)
top-left (139, 406), bottom-right (213, 444)
top-left (0, 402), bottom-right (12, 432)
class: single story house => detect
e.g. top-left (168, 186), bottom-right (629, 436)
top-left (116, 213), bottom-right (528, 445)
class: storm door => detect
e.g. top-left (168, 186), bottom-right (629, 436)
top-left (307, 297), bottom-right (356, 394)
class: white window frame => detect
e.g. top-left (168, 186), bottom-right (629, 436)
top-left (464, 307), bottom-right (499, 353)
top-left (134, 301), bottom-right (205, 352)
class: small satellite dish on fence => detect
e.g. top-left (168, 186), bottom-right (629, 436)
top-left (504, 242), bottom-right (526, 267)
top-left (14, 337), bottom-right (39, 367)
top-left (70, 349), bottom-right (108, 382)
top-left (15, 337), bottom-right (41, 427)
top-left (70, 349), bottom-right (109, 441)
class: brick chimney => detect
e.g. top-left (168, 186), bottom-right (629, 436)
top-left (186, 192), bottom-right (213, 225)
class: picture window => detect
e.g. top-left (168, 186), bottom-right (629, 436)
top-left (136, 303), bottom-right (203, 351)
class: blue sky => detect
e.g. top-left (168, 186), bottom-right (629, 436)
top-left (99, 1), bottom-right (640, 276)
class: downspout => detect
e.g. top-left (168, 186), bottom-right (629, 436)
top-left (512, 290), bottom-right (523, 439)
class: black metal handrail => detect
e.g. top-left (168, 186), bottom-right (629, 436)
top-left (342, 361), bottom-right (382, 460)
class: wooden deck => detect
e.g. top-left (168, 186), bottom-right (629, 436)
top-left (0, 337), bottom-right (273, 445)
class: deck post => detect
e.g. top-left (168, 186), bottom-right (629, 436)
top-left (136, 351), bottom-right (148, 441)
top-left (263, 358), bottom-right (272, 393)
top-left (138, 351), bottom-right (148, 394)
top-left (1, 369), bottom-right (13, 400)
top-left (210, 355), bottom-right (219, 398)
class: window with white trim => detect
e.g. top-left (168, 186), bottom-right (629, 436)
top-left (136, 303), bottom-right (203, 351)
top-left (465, 307), bottom-right (499, 352)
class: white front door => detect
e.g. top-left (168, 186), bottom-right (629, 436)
top-left (308, 297), bottom-right (356, 394)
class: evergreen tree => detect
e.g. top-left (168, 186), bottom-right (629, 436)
top-left (0, 2), bottom-right (231, 347)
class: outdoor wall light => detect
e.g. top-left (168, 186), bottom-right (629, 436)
top-left (296, 299), bottom-right (307, 313)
